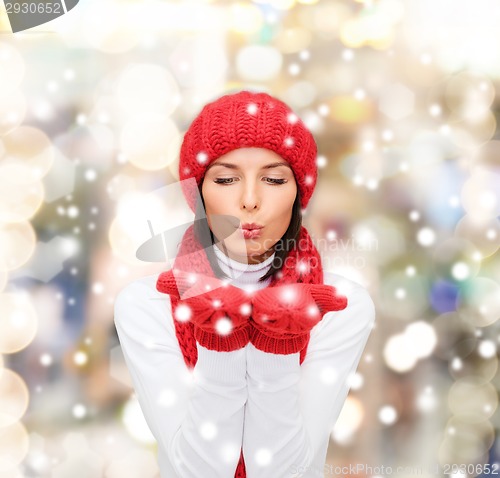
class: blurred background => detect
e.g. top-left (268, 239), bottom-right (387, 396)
top-left (0, 0), bottom-right (499, 476)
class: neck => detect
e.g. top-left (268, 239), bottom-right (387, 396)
top-left (213, 243), bottom-right (275, 292)
top-left (214, 242), bottom-right (275, 265)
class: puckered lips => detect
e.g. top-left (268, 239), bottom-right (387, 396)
top-left (239, 222), bottom-right (264, 239)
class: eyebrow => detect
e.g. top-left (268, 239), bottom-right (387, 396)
top-left (206, 161), bottom-right (292, 171)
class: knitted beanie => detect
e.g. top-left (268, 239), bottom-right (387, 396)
top-left (156, 90), bottom-right (342, 478)
top-left (178, 90), bottom-right (318, 212)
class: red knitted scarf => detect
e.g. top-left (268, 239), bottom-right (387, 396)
top-left (156, 223), bottom-right (343, 477)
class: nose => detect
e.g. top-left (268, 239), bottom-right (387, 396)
top-left (241, 181), bottom-right (260, 210)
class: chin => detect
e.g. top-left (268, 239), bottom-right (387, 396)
top-left (223, 239), bottom-right (264, 259)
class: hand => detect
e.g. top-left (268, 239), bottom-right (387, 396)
top-left (249, 283), bottom-right (348, 355)
top-left (157, 270), bottom-right (253, 352)
top-left (157, 270), bottom-right (348, 354)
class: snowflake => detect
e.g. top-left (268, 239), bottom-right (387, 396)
top-left (240, 303), bottom-right (252, 316)
top-left (307, 305), bottom-right (320, 317)
top-left (158, 389), bottom-right (177, 407)
top-left (215, 317), bottom-right (233, 335)
top-left (320, 366), bottom-right (338, 385)
top-left (40, 353), bottom-right (52, 366)
top-left (174, 304), bottom-right (192, 322)
top-left (72, 403), bottom-right (87, 419)
top-left (280, 287), bottom-right (297, 304)
top-left (196, 152), bottom-right (208, 164)
top-left (296, 260), bottom-right (309, 274)
top-left (255, 448), bottom-right (273, 466)
top-left (247, 103), bottom-right (258, 115)
top-left (299, 50), bottom-right (310, 60)
top-left (220, 442), bottom-right (241, 463)
top-left (289, 63), bottom-right (300, 75)
top-left (260, 314), bottom-right (270, 323)
top-left (199, 421), bottom-right (218, 440)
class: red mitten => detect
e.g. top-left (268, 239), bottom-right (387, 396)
top-left (249, 283), bottom-right (348, 355)
top-left (157, 268), bottom-right (208, 298)
top-left (306, 283), bottom-right (348, 314)
top-left (157, 270), bottom-right (253, 352)
top-left (249, 283), bottom-right (320, 354)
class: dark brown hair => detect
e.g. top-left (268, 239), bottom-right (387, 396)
top-left (193, 186), bottom-right (302, 282)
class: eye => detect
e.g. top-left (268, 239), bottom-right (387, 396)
top-left (214, 178), bottom-right (237, 185)
top-left (264, 178), bottom-right (287, 185)
top-left (213, 177), bottom-right (287, 186)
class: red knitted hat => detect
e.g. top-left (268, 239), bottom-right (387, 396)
top-left (178, 90), bottom-right (318, 212)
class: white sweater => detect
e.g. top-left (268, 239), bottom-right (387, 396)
top-left (114, 246), bottom-right (376, 478)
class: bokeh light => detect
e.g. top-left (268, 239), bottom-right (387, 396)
top-left (229, 4), bottom-right (264, 34)
top-left (380, 271), bottom-right (428, 320)
top-left (1, 126), bottom-right (55, 182)
top-left (122, 396), bottom-right (156, 444)
top-left (0, 422), bottom-right (29, 473)
top-left (115, 64), bottom-right (180, 117)
top-left (432, 238), bottom-right (480, 282)
top-left (0, 89), bottom-right (27, 136)
top-left (331, 396), bottom-right (364, 444)
top-left (0, 293), bottom-right (38, 354)
top-left (0, 369), bottom-right (29, 427)
top-left (461, 168), bottom-right (500, 221)
top-left (0, 165), bottom-right (44, 223)
top-left (81, 0), bottom-right (140, 53)
top-left (456, 277), bottom-right (500, 327)
top-left (439, 416), bottom-right (495, 465)
top-left (119, 114), bottom-right (181, 171)
top-left (0, 43), bottom-right (25, 94)
top-left (455, 215), bottom-right (500, 258)
top-left (0, 221), bottom-right (36, 271)
top-left (236, 45), bottom-right (283, 82)
top-left (448, 377), bottom-right (498, 422)
top-left (432, 312), bottom-right (477, 361)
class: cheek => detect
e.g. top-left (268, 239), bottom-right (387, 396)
top-left (201, 183), bottom-right (223, 214)
top-left (268, 188), bottom-right (296, 227)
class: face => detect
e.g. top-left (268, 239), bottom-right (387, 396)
top-left (201, 147), bottom-right (298, 264)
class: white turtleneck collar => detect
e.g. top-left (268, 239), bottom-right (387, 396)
top-left (213, 243), bottom-right (274, 292)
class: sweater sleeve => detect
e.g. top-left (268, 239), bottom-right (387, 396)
top-left (113, 275), bottom-right (247, 478)
top-left (242, 274), bottom-right (376, 478)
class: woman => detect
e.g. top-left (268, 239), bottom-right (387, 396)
top-left (114, 90), bottom-right (376, 478)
